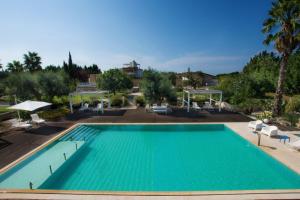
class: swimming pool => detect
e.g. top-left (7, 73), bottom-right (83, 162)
top-left (1, 124), bottom-right (300, 192)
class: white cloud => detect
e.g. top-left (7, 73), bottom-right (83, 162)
top-left (161, 53), bottom-right (242, 67)
top-left (89, 52), bottom-right (245, 74)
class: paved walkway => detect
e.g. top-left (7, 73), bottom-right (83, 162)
top-left (2, 191), bottom-right (300, 200)
top-left (226, 122), bottom-right (300, 174)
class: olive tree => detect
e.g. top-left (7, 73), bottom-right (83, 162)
top-left (97, 69), bottom-right (133, 94)
top-left (140, 69), bottom-right (176, 104)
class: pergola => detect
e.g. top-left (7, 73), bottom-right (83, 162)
top-left (182, 89), bottom-right (223, 112)
top-left (68, 90), bottom-right (109, 113)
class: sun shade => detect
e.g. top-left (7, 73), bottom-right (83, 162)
top-left (8, 100), bottom-right (51, 112)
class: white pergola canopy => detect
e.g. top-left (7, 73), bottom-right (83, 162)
top-left (182, 89), bottom-right (223, 112)
top-left (68, 90), bottom-right (109, 113)
top-left (9, 100), bottom-right (52, 112)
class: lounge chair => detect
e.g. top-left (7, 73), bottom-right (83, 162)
top-left (92, 103), bottom-right (103, 113)
top-left (260, 125), bottom-right (278, 137)
top-left (152, 105), bottom-right (169, 114)
top-left (289, 140), bottom-right (300, 150)
top-left (30, 114), bottom-right (45, 125)
top-left (161, 103), bottom-right (169, 107)
top-left (9, 118), bottom-right (32, 129)
top-left (192, 102), bottom-right (201, 110)
top-left (145, 104), bottom-right (151, 112)
top-left (79, 103), bottom-right (89, 111)
top-left (203, 102), bottom-right (214, 110)
top-left (248, 120), bottom-right (263, 131)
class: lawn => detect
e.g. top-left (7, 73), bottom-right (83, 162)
top-left (0, 106), bottom-right (9, 114)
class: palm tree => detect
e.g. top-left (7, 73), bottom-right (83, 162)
top-left (23, 51), bottom-right (42, 72)
top-left (262, 0), bottom-right (300, 116)
top-left (6, 60), bottom-right (24, 73)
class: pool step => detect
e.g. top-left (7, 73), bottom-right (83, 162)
top-left (0, 141), bottom-right (84, 189)
top-left (60, 125), bottom-right (98, 142)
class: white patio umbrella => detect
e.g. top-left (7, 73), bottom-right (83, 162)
top-left (8, 100), bottom-right (52, 120)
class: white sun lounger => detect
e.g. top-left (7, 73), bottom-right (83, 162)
top-left (289, 140), bottom-right (300, 150)
top-left (152, 105), bottom-right (168, 114)
top-left (30, 114), bottom-right (46, 125)
top-left (192, 102), bottom-right (201, 110)
top-left (260, 125), bottom-right (278, 137)
top-left (92, 103), bottom-right (103, 113)
top-left (203, 102), bottom-right (214, 110)
top-left (248, 120), bottom-right (263, 131)
top-left (79, 103), bottom-right (89, 111)
top-left (9, 119), bottom-right (32, 129)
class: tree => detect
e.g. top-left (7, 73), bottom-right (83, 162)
top-left (68, 51), bottom-right (73, 67)
top-left (285, 52), bottom-right (300, 94)
top-left (6, 60), bottom-right (24, 73)
top-left (4, 72), bottom-right (40, 100)
top-left (84, 64), bottom-right (101, 74)
top-left (97, 69), bottom-right (133, 94)
top-left (140, 69), bottom-right (176, 104)
top-left (262, 0), bottom-right (300, 116)
top-left (45, 65), bottom-right (61, 72)
top-left (23, 51), bottom-right (42, 72)
top-left (37, 71), bottom-right (71, 101)
top-left (0, 60), bottom-right (2, 71)
top-left (243, 51), bottom-right (279, 93)
top-left (162, 72), bottom-right (177, 86)
top-left (91, 64), bottom-right (101, 74)
top-left (63, 52), bottom-right (88, 81)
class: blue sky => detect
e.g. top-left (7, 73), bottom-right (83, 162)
top-left (0, 0), bottom-right (272, 74)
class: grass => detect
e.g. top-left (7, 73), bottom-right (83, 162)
top-left (0, 106), bottom-right (9, 114)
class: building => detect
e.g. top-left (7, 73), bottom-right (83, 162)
top-left (76, 74), bottom-right (98, 92)
top-left (122, 60), bottom-right (143, 79)
top-left (88, 74), bottom-right (97, 84)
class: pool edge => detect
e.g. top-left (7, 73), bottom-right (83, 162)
top-left (1, 188), bottom-right (300, 196)
top-left (1, 122), bottom-right (300, 197)
top-left (0, 122), bottom-right (224, 174)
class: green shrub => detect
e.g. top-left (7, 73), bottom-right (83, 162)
top-left (38, 107), bottom-right (70, 120)
top-left (284, 113), bottom-right (300, 127)
top-left (19, 111), bottom-right (31, 120)
top-left (285, 95), bottom-right (300, 113)
top-left (237, 98), bottom-right (263, 114)
top-left (135, 96), bottom-right (145, 107)
top-left (0, 106), bottom-right (9, 114)
top-left (193, 95), bottom-right (207, 105)
top-left (111, 94), bottom-right (128, 107)
top-left (52, 96), bottom-right (69, 106)
top-left (254, 111), bottom-right (273, 120)
top-left (260, 98), bottom-right (274, 111)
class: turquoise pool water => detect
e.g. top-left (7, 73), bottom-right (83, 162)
top-left (1, 124), bottom-right (300, 191)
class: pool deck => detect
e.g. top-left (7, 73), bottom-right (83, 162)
top-left (1, 108), bottom-right (300, 199)
top-left (225, 122), bottom-right (300, 175)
